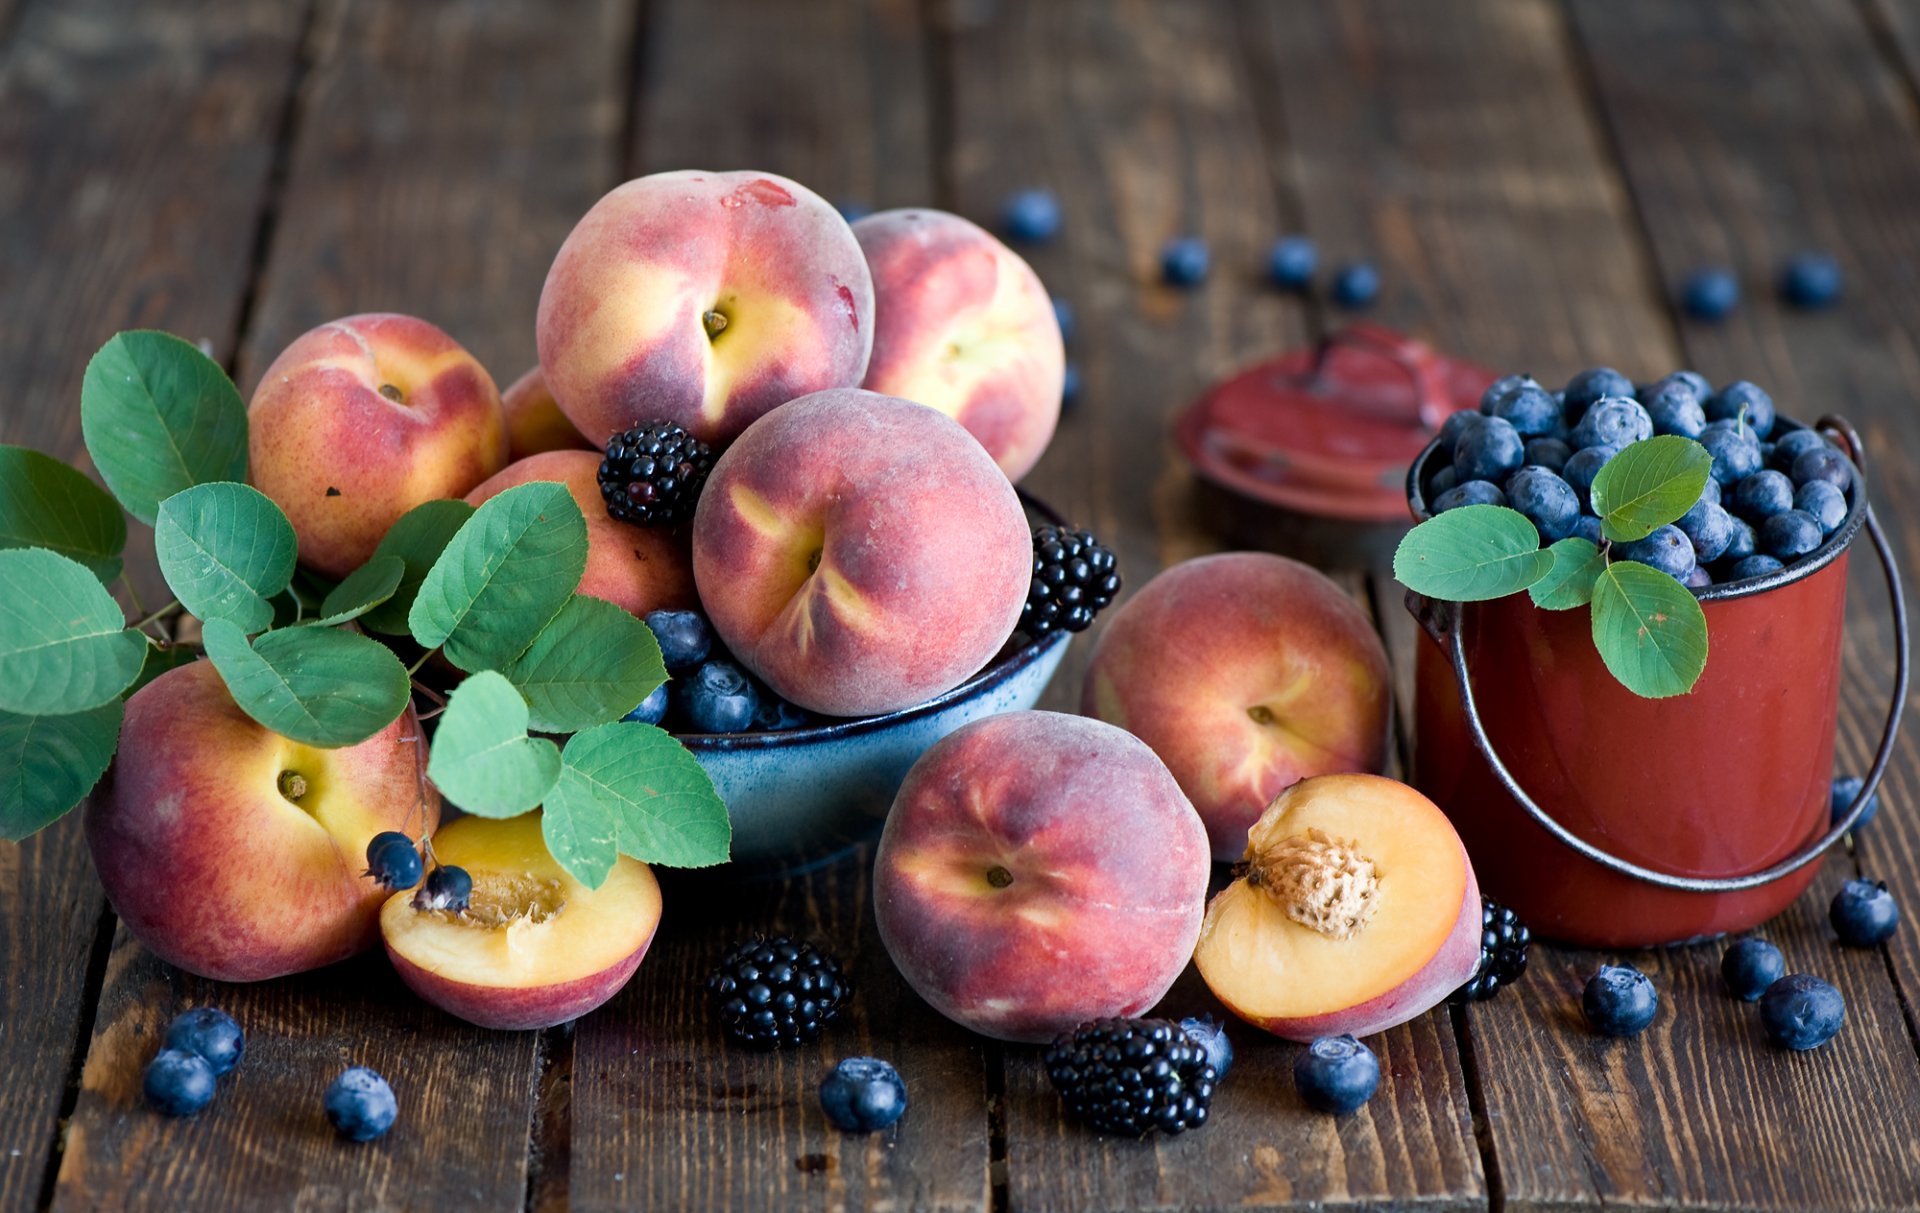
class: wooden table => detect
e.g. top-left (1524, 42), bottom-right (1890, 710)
top-left (4, 1), bottom-right (1919, 1209)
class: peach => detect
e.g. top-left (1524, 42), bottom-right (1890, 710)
top-left (874, 711), bottom-right (1211, 1043)
top-left (249, 312), bottom-right (509, 578)
top-left (381, 813), bottom-right (661, 1031)
top-left (536, 169), bottom-right (874, 449)
top-left (691, 388), bottom-right (1030, 717)
top-left (85, 659), bottom-right (440, 982)
top-left (465, 449), bottom-right (695, 620)
top-left (1194, 774), bottom-right (1482, 1041)
top-left (853, 209), bottom-right (1064, 481)
top-left (501, 366), bottom-right (592, 460)
top-left (1083, 552), bottom-right (1391, 860)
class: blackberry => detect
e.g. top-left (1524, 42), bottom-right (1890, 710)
top-left (1021, 525), bottom-right (1120, 637)
top-left (708, 936), bottom-right (850, 1049)
top-left (1452, 899), bottom-right (1531, 1002)
top-left (1042, 1017), bottom-right (1217, 1137)
top-left (597, 420), bottom-right (714, 526)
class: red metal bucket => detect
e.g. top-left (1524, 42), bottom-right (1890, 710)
top-left (1407, 418), bottom-right (1907, 947)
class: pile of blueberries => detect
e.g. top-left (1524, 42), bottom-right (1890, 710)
top-left (622, 609), bottom-right (815, 734)
top-left (1426, 367), bottom-right (1858, 589)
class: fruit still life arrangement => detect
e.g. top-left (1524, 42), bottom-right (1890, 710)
top-left (0, 166), bottom-right (1899, 1152)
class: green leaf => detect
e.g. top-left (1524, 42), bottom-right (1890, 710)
top-left (0, 549), bottom-right (148, 715)
top-left (407, 482), bottom-right (587, 671)
top-left (1590, 561), bottom-right (1709, 698)
top-left (0, 700), bottom-right (123, 840)
top-left (202, 618), bottom-right (411, 746)
top-left (1591, 435), bottom-right (1713, 543)
top-left (313, 555), bottom-right (405, 627)
top-left (504, 595), bottom-right (667, 733)
top-left (1528, 538), bottom-right (1608, 610)
top-left (543, 721), bottom-right (731, 888)
top-left (1392, 505), bottom-right (1555, 602)
top-left (0, 446), bottom-right (127, 583)
top-left (153, 482), bottom-right (298, 634)
top-left (126, 641), bottom-right (196, 698)
top-left (425, 671), bottom-right (561, 818)
top-left (80, 331), bottom-right (247, 525)
top-left (359, 499), bottom-right (475, 635)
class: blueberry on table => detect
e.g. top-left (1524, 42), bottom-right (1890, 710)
top-left (1759, 509), bottom-right (1823, 561)
top-left (1294, 1034), bottom-right (1380, 1115)
top-left (1583, 964), bottom-right (1659, 1037)
top-left (1830, 879), bottom-right (1900, 947)
top-left (144, 1048), bottom-right (217, 1117)
top-left (1570, 396), bottom-right (1653, 451)
top-left (1051, 297), bottom-right (1076, 344)
top-left (1562, 367), bottom-right (1636, 421)
top-left (679, 659), bottom-right (759, 733)
top-left (1562, 445), bottom-right (1620, 508)
top-left (1002, 188), bottom-right (1061, 244)
top-left (1678, 499), bottom-right (1735, 564)
top-left (644, 608), bottom-right (713, 673)
top-left (1791, 447), bottom-right (1854, 494)
top-left (1524, 437), bottom-right (1571, 473)
top-left (1796, 480), bottom-right (1847, 534)
top-left (1700, 422), bottom-right (1763, 485)
top-left (1681, 268), bottom-right (1740, 321)
top-left (1769, 428), bottom-right (1828, 473)
top-left (1781, 251), bottom-right (1842, 308)
top-left (1730, 470), bottom-right (1795, 523)
top-left (1617, 525), bottom-right (1697, 580)
top-left (819, 1057), bottom-right (909, 1133)
top-left (1721, 938), bottom-right (1786, 1002)
top-left (1707, 380), bottom-right (1776, 439)
top-left (1492, 384), bottom-right (1563, 437)
top-left (325, 1066), bottom-right (398, 1142)
top-left (1729, 554), bottom-right (1785, 581)
top-left (1453, 415), bottom-right (1524, 482)
top-left (1506, 466), bottom-right (1581, 541)
top-left (1179, 1016), bottom-right (1234, 1081)
top-left (1330, 262), bottom-right (1381, 309)
top-left (1160, 237), bottom-right (1210, 286)
top-left (1267, 235), bottom-right (1318, 289)
top-left (621, 681), bottom-right (669, 725)
top-left (1479, 373), bottom-right (1541, 415)
top-left (1434, 480), bottom-right (1506, 512)
top-left (165, 1007), bottom-right (244, 1077)
top-left (1831, 775), bottom-right (1882, 830)
top-left (1759, 974), bottom-right (1846, 1050)
top-left (363, 831), bottom-right (422, 891)
top-left (413, 864), bottom-right (473, 913)
top-left (1642, 379), bottom-right (1707, 439)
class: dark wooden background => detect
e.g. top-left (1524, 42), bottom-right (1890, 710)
top-left (3, 1), bottom-right (1919, 1210)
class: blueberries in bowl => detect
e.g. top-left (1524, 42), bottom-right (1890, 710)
top-left (1570, 396), bottom-right (1652, 451)
top-left (645, 609), bottom-right (713, 672)
top-left (1707, 380), bottom-right (1776, 439)
top-left (1617, 525), bottom-right (1696, 581)
top-left (1563, 367), bottom-right (1635, 420)
top-left (679, 660), bottom-right (759, 734)
top-left (1434, 480), bottom-right (1506, 512)
top-left (1454, 416), bottom-right (1525, 482)
top-left (1505, 467), bottom-right (1580, 541)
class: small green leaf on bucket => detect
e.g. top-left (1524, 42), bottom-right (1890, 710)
top-left (1590, 560), bottom-right (1709, 698)
top-left (1392, 505), bottom-right (1554, 602)
top-left (1591, 435), bottom-right (1712, 543)
top-left (1529, 537), bottom-right (1607, 610)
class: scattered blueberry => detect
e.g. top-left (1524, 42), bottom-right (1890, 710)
top-left (1707, 381), bottom-right (1776, 439)
top-left (1562, 445), bottom-right (1620, 509)
top-left (1831, 879), bottom-right (1900, 947)
top-left (1681, 268), bottom-right (1740, 321)
top-left (1791, 447), bottom-right (1853, 494)
top-left (1700, 422), bottom-right (1763, 485)
top-left (1330, 263), bottom-right (1381, 309)
top-left (1434, 481), bottom-right (1507, 512)
top-left (1678, 500), bottom-right (1736, 564)
top-left (644, 609), bottom-right (713, 673)
top-left (1267, 235), bottom-right (1318, 290)
top-left (1493, 385), bottom-right (1563, 437)
top-left (622, 681), bottom-right (670, 725)
top-left (144, 1048), bottom-right (217, 1117)
top-left (1583, 964), bottom-right (1659, 1037)
top-left (1524, 437), bottom-right (1572, 473)
top-left (1061, 362), bottom-right (1082, 410)
top-left (1618, 525), bottom-right (1696, 581)
top-left (1052, 297), bottom-right (1076, 344)
top-left (819, 1057), bottom-right (908, 1133)
top-left (834, 199), bottom-right (872, 224)
top-left (1730, 470), bottom-right (1795, 523)
top-left (680, 659), bottom-right (759, 733)
top-left (1293, 1034), bottom-right (1380, 1115)
top-left (1780, 252), bottom-right (1842, 308)
top-left (1563, 367), bottom-right (1636, 421)
top-left (1759, 509), bottom-right (1823, 561)
top-left (1831, 775), bottom-right (1882, 830)
top-left (1426, 464), bottom-right (1460, 499)
top-left (165, 1008), bottom-right (244, 1077)
top-left (1179, 1016), bottom-right (1234, 1081)
top-left (1721, 938), bottom-right (1786, 1001)
top-left (1759, 974), bottom-right (1845, 1050)
top-left (1730, 554), bottom-right (1785, 581)
top-left (413, 864), bottom-right (473, 913)
top-left (1161, 237), bottom-right (1210, 287)
top-left (1796, 480), bottom-right (1847, 534)
top-left (1642, 378), bottom-right (1707, 439)
top-left (1723, 514), bottom-right (1758, 562)
top-left (1571, 396), bottom-right (1653, 451)
top-left (1770, 428), bottom-right (1828, 473)
top-left (325, 1066), bottom-right (398, 1142)
top-left (1439, 409), bottom-right (1487, 447)
top-left (1453, 415), bottom-right (1525, 483)
top-left (1506, 466), bottom-right (1581, 541)
top-left (1002, 189), bottom-right (1061, 244)
top-left (363, 831), bottom-right (422, 891)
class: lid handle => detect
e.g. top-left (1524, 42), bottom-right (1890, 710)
top-left (1307, 323), bottom-right (1454, 432)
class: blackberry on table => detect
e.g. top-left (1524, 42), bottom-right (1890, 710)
top-left (1452, 899), bottom-right (1531, 1003)
top-left (1021, 525), bottom-right (1120, 637)
top-left (1043, 1017), bottom-right (1217, 1137)
top-left (708, 936), bottom-right (850, 1049)
top-left (598, 420), bottom-right (714, 526)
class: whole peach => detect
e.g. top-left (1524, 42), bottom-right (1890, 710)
top-left (465, 449), bottom-right (695, 620)
top-left (691, 389), bottom-right (1030, 717)
top-left (249, 313), bottom-right (508, 577)
top-left (501, 366), bottom-right (592, 460)
top-left (854, 209), bottom-right (1064, 481)
top-left (537, 169), bottom-right (873, 449)
top-left (1083, 552), bottom-right (1390, 860)
top-left (874, 711), bottom-right (1211, 1042)
top-left (85, 659), bottom-right (440, 982)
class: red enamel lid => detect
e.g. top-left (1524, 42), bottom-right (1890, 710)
top-left (1175, 323), bottom-right (1499, 523)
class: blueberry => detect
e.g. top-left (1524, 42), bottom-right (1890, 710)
top-left (1698, 474), bottom-right (1722, 506)
top-left (1791, 447), bottom-right (1854, 494)
top-left (1831, 775), bottom-right (1882, 830)
top-left (1434, 481), bottom-right (1507, 513)
top-left (1506, 467), bottom-right (1580, 541)
top-left (750, 688), bottom-right (813, 731)
top-left (1426, 464), bottom-right (1460, 499)
top-left (680, 659), bottom-right (758, 733)
top-left (1641, 378), bottom-right (1707, 439)
top-left (1293, 1034), bottom-right (1379, 1114)
top-left (622, 681), bottom-right (669, 725)
top-left (1760, 509), bottom-right (1823, 561)
top-left (1570, 396), bottom-right (1652, 451)
top-left (325, 1066), bottom-right (398, 1142)
top-left (1439, 409), bottom-right (1487, 447)
top-left (1051, 297), bottom-right (1075, 344)
top-left (1571, 514), bottom-right (1605, 546)
top-left (1682, 268), bottom-right (1740, 321)
top-left (1700, 422), bottom-right (1763, 485)
top-left (1479, 373), bottom-right (1541, 416)
top-left (1562, 445), bottom-right (1620, 508)
top-left (1678, 500), bottom-right (1736, 564)
top-left (1683, 565), bottom-right (1713, 589)
top-left (819, 1057), bottom-right (908, 1133)
top-left (1267, 235), bottom-right (1318, 290)
top-left (1524, 437), bottom-right (1572, 473)
top-left (1707, 380), bottom-right (1776, 439)
top-left (1061, 362), bottom-right (1082, 410)
top-left (1769, 428), bottom-right (1827, 473)
top-left (1759, 974), bottom-right (1846, 1050)
top-left (1161, 237), bottom-right (1210, 287)
top-left (413, 864), bottom-right (473, 913)
top-left (1730, 470), bottom-right (1795, 523)
top-left (1453, 415), bottom-right (1524, 483)
top-left (1330, 262), bottom-right (1380, 309)
top-left (1723, 514), bottom-right (1757, 561)
top-left (1721, 938), bottom-right (1786, 1001)
top-left (1493, 385), bottom-right (1563, 437)
top-left (1796, 480), bottom-right (1847, 534)
top-left (1617, 525), bottom-right (1696, 580)
top-left (644, 609), bottom-right (713, 673)
top-left (1781, 252), bottom-right (1842, 308)
top-left (364, 831), bottom-right (422, 891)
top-left (834, 199), bottom-right (872, 224)
top-left (1730, 554), bottom-right (1785, 581)
top-left (144, 1048), bottom-right (217, 1117)
top-left (1649, 369), bottom-right (1713, 402)
top-left (1179, 1016), bottom-right (1234, 1081)
top-left (165, 1008), bottom-right (244, 1077)
top-left (1563, 367), bottom-right (1636, 422)
top-left (1002, 188), bottom-right (1061, 244)
top-left (1830, 879), bottom-right (1900, 947)
top-left (1582, 964), bottom-right (1659, 1037)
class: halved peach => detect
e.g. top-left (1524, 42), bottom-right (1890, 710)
top-left (1194, 773), bottom-right (1481, 1041)
top-left (380, 813), bottom-right (661, 1031)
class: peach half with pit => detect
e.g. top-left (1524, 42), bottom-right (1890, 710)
top-left (380, 813), bottom-right (662, 1031)
top-left (1193, 773), bottom-right (1482, 1041)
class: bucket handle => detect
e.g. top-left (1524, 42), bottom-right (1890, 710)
top-left (1431, 418), bottom-right (1908, 893)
